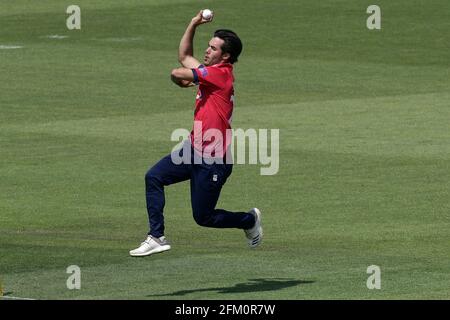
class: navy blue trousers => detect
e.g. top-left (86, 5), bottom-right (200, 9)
top-left (145, 145), bottom-right (255, 238)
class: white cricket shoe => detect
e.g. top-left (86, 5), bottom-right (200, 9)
top-left (244, 208), bottom-right (263, 248)
top-left (129, 235), bottom-right (171, 257)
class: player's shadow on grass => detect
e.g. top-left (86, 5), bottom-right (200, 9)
top-left (147, 278), bottom-right (314, 297)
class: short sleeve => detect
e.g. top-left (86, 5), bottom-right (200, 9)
top-left (191, 65), bottom-right (226, 88)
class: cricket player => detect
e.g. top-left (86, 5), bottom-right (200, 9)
top-left (130, 10), bottom-right (262, 257)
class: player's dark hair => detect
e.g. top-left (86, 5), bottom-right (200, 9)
top-left (214, 29), bottom-right (243, 64)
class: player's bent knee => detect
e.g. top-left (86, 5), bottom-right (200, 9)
top-left (193, 211), bottom-right (214, 227)
top-left (145, 169), bottom-right (161, 185)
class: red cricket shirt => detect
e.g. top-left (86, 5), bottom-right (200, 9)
top-left (190, 63), bottom-right (235, 159)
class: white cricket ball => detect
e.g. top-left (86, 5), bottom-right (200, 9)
top-left (202, 9), bottom-right (212, 20)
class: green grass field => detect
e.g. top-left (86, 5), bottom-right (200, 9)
top-left (1, 0), bottom-right (449, 300)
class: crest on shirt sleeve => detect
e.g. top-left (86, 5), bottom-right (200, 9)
top-left (199, 66), bottom-right (208, 77)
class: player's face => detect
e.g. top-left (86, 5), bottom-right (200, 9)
top-left (204, 37), bottom-right (228, 66)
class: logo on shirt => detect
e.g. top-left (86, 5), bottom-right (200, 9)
top-left (199, 66), bottom-right (208, 77)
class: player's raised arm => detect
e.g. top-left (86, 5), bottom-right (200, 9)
top-left (178, 10), bottom-right (214, 69)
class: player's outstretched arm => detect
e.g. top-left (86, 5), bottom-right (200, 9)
top-left (178, 10), bottom-right (214, 69)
